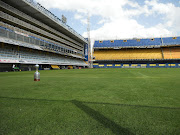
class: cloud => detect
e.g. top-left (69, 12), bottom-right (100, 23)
top-left (80, 19), bottom-right (87, 25)
top-left (83, 18), bottom-right (172, 41)
top-left (35, 0), bottom-right (180, 43)
top-left (74, 14), bottom-right (87, 24)
top-left (74, 14), bottom-right (83, 19)
top-left (144, 0), bottom-right (180, 34)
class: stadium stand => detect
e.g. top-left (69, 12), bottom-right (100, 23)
top-left (94, 49), bottom-right (163, 60)
top-left (93, 37), bottom-right (180, 68)
top-left (0, 0), bottom-right (88, 71)
top-left (163, 47), bottom-right (180, 59)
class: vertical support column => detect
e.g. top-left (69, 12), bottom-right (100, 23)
top-left (161, 37), bottom-right (163, 46)
top-left (161, 48), bottom-right (164, 59)
top-left (1, 42), bottom-right (4, 48)
top-left (17, 45), bottom-right (20, 59)
top-left (169, 48), bottom-right (173, 59)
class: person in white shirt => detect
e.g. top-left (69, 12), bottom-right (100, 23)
top-left (12, 64), bottom-right (15, 71)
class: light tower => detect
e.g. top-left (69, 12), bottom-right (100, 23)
top-left (87, 13), bottom-right (92, 68)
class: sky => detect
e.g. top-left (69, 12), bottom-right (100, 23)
top-left (35, 0), bottom-right (180, 43)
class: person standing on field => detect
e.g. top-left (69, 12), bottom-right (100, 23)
top-left (12, 64), bottom-right (15, 72)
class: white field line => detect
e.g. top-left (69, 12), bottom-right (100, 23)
top-left (136, 72), bottom-right (149, 78)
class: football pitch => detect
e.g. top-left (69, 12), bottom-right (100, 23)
top-left (0, 68), bottom-right (180, 135)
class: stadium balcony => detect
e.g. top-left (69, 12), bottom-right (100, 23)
top-left (0, 21), bottom-right (84, 52)
top-left (94, 37), bottom-right (180, 49)
top-left (0, 24), bottom-right (85, 59)
top-left (0, 11), bottom-right (83, 51)
top-left (0, 0), bottom-right (83, 48)
top-left (2, 0), bottom-right (87, 44)
top-left (162, 37), bottom-right (180, 46)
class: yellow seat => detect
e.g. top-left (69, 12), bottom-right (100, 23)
top-left (93, 49), bottom-right (163, 60)
top-left (163, 48), bottom-right (180, 59)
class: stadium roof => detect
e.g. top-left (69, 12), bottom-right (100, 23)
top-left (3, 0), bottom-right (88, 44)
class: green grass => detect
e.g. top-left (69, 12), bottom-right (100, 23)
top-left (0, 68), bottom-right (180, 135)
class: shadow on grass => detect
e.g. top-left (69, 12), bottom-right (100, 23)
top-left (0, 96), bottom-right (179, 110)
top-left (0, 96), bottom-right (69, 102)
top-left (83, 101), bottom-right (180, 110)
top-left (72, 100), bottom-right (134, 135)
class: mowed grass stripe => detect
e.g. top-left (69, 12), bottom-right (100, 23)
top-left (0, 68), bottom-right (180, 135)
top-left (0, 75), bottom-right (172, 78)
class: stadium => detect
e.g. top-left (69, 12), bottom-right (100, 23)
top-left (0, 0), bottom-right (180, 135)
top-left (0, 0), bottom-right (88, 72)
top-left (93, 37), bottom-right (180, 68)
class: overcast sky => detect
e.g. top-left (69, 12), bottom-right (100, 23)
top-left (35, 0), bottom-right (180, 42)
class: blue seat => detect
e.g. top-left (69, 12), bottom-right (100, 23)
top-left (163, 37), bottom-right (180, 45)
top-left (94, 37), bottom-right (180, 48)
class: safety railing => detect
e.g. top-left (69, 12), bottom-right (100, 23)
top-left (0, 21), bottom-right (76, 51)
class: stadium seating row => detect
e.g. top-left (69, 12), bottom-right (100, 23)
top-left (0, 44), bottom-right (86, 65)
top-left (94, 37), bottom-right (180, 48)
top-left (163, 48), bottom-right (180, 59)
top-left (94, 49), bottom-right (163, 60)
top-left (93, 48), bottom-right (180, 60)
